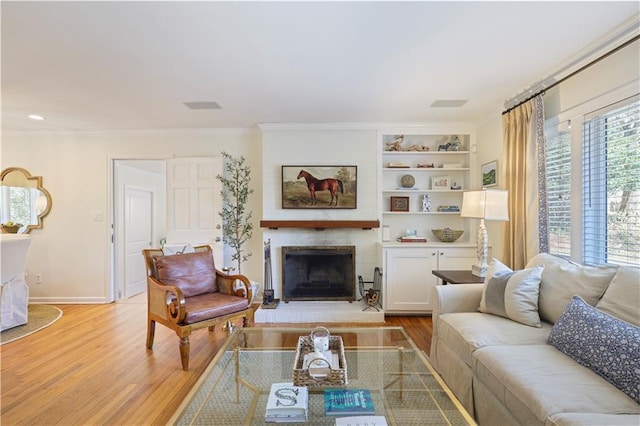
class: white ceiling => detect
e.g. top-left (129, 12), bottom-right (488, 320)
top-left (2, 1), bottom-right (638, 132)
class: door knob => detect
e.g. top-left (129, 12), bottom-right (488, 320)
top-left (216, 224), bottom-right (221, 229)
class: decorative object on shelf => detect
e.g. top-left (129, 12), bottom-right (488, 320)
top-left (217, 152), bottom-right (254, 274)
top-left (282, 165), bottom-right (357, 209)
top-left (422, 194), bottom-right (431, 212)
top-left (387, 162), bottom-right (410, 168)
top-left (447, 136), bottom-right (462, 151)
top-left (390, 196), bottom-right (410, 212)
top-left (417, 162), bottom-right (435, 168)
top-left (431, 175), bottom-right (451, 190)
top-left (451, 182), bottom-right (462, 190)
top-left (481, 160), bottom-right (498, 187)
top-left (438, 142), bottom-right (451, 151)
top-left (385, 135), bottom-right (405, 151)
top-left (432, 228), bottom-right (464, 243)
top-left (400, 174), bottom-right (415, 188)
top-left (460, 189), bottom-right (509, 277)
top-left (437, 205), bottom-right (460, 212)
top-left (1, 222), bottom-right (22, 234)
top-left (441, 163), bottom-right (463, 169)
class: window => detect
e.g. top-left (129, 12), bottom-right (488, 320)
top-left (582, 98), bottom-right (640, 266)
top-left (545, 95), bottom-right (640, 266)
top-left (545, 121), bottom-right (572, 257)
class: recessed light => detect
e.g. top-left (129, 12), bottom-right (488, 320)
top-left (183, 101), bottom-right (222, 110)
top-left (430, 100), bottom-right (469, 108)
top-left (28, 114), bottom-right (45, 120)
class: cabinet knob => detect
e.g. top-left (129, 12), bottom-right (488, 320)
top-left (440, 251), bottom-right (445, 256)
top-left (431, 252), bottom-right (437, 256)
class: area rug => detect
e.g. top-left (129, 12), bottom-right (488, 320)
top-left (1, 305), bottom-right (63, 345)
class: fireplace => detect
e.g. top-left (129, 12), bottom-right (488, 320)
top-left (282, 246), bottom-right (355, 302)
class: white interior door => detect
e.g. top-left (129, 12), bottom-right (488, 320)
top-left (166, 157), bottom-right (223, 266)
top-left (124, 186), bottom-right (153, 298)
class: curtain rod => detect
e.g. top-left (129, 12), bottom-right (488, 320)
top-left (502, 34), bottom-right (640, 115)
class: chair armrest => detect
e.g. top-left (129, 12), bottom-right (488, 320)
top-left (147, 276), bottom-right (187, 324)
top-left (216, 270), bottom-right (252, 302)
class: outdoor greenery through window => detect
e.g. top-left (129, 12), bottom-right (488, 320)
top-left (545, 95), bottom-right (640, 267)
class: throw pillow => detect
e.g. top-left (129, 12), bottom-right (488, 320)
top-left (548, 296), bottom-right (640, 403)
top-left (479, 259), bottom-right (545, 327)
top-left (154, 251), bottom-right (218, 297)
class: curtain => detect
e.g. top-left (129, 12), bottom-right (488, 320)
top-left (500, 95), bottom-right (547, 269)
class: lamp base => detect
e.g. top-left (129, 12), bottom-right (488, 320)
top-left (471, 264), bottom-right (487, 278)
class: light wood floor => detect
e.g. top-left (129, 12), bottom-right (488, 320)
top-left (1, 295), bottom-right (433, 425)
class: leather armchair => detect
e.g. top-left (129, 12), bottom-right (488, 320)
top-left (142, 245), bottom-right (253, 370)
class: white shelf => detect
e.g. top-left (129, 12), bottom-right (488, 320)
top-left (383, 189), bottom-right (465, 193)
top-left (383, 168), bottom-right (470, 172)
top-left (383, 151), bottom-right (471, 155)
top-left (383, 211), bottom-right (460, 215)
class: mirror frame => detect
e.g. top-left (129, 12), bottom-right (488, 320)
top-left (0, 167), bottom-right (52, 233)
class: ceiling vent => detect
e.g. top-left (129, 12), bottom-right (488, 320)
top-left (183, 101), bottom-right (222, 110)
top-left (430, 99), bottom-right (469, 108)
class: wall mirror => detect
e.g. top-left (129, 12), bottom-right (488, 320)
top-left (0, 167), bottom-right (52, 234)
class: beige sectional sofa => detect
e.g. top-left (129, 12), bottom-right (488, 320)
top-left (430, 253), bottom-right (640, 425)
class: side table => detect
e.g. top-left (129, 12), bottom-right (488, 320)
top-left (432, 270), bottom-right (484, 285)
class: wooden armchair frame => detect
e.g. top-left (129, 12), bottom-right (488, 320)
top-left (142, 245), bottom-right (254, 370)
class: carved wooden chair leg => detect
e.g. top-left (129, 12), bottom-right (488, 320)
top-left (146, 320), bottom-right (156, 349)
top-left (179, 335), bottom-right (190, 371)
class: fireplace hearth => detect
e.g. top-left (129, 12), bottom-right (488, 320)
top-left (282, 246), bottom-right (355, 302)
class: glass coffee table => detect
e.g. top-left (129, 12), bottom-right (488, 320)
top-left (171, 327), bottom-right (475, 425)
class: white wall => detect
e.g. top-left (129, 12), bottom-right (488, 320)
top-left (1, 129), bottom-right (262, 303)
top-left (260, 126), bottom-right (379, 299)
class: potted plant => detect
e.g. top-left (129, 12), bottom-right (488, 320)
top-left (216, 152), bottom-right (254, 275)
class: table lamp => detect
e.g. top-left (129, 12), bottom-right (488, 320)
top-left (460, 189), bottom-right (509, 277)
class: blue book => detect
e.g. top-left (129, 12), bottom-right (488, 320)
top-left (324, 389), bottom-right (375, 416)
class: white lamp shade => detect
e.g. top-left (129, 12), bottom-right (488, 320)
top-left (460, 189), bottom-right (509, 221)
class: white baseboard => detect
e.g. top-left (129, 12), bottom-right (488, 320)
top-left (28, 296), bottom-right (112, 304)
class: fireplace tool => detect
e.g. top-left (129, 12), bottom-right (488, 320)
top-left (262, 239), bottom-right (279, 308)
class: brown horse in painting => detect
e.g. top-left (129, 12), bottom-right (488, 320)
top-left (297, 169), bottom-right (344, 206)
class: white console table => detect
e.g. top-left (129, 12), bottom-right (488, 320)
top-left (1, 234), bottom-right (31, 331)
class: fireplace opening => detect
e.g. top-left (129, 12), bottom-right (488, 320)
top-left (282, 246), bottom-right (355, 302)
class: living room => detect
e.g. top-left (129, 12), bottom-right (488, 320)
top-left (1, 2), bottom-right (639, 424)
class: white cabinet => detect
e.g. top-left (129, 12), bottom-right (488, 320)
top-left (382, 245), bottom-right (476, 314)
top-left (379, 131), bottom-right (475, 244)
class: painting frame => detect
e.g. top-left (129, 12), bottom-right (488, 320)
top-left (481, 160), bottom-right (498, 187)
top-left (390, 196), bottom-right (410, 212)
top-left (431, 175), bottom-right (451, 190)
top-left (281, 165), bottom-right (357, 209)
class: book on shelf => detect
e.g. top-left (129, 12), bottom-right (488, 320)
top-left (386, 162), bottom-right (410, 168)
top-left (265, 382), bottom-right (308, 423)
top-left (335, 416), bottom-right (388, 426)
top-left (324, 389), bottom-right (375, 416)
top-left (397, 236), bottom-right (427, 243)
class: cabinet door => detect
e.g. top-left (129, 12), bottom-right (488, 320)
top-left (384, 248), bottom-right (437, 313)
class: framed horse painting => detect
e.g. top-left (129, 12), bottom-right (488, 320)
top-left (282, 165), bottom-right (357, 209)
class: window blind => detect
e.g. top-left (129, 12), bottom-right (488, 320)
top-left (545, 121), bottom-right (572, 257)
top-left (582, 95), bottom-right (640, 266)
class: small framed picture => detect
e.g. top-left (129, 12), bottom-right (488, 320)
top-left (431, 175), bottom-right (451, 190)
top-left (390, 196), bottom-right (410, 212)
top-left (482, 161), bottom-right (498, 187)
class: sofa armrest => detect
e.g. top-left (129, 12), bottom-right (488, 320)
top-left (432, 284), bottom-right (483, 334)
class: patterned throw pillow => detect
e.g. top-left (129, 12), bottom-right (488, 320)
top-left (547, 296), bottom-right (640, 403)
top-left (479, 259), bottom-right (544, 327)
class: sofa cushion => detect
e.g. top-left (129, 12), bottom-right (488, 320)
top-left (479, 259), bottom-right (544, 327)
top-left (596, 266), bottom-right (640, 327)
top-left (155, 251), bottom-right (218, 297)
top-left (525, 253), bottom-right (618, 324)
top-left (437, 312), bottom-right (552, 367)
top-left (546, 413), bottom-right (640, 426)
top-left (473, 345), bottom-right (640, 425)
top-left (547, 296), bottom-right (640, 403)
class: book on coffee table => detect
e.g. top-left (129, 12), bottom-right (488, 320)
top-left (265, 382), bottom-right (308, 422)
top-left (324, 389), bottom-right (374, 416)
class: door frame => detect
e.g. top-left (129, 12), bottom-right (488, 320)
top-left (108, 156), bottom-right (167, 302)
